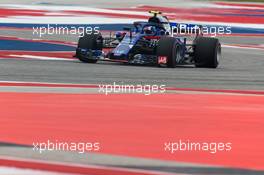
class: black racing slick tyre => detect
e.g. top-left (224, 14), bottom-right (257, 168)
top-left (157, 37), bottom-right (180, 68)
top-left (77, 32), bottom-right (103, 63)
top-left (194, 37), bottom-right (221, 68)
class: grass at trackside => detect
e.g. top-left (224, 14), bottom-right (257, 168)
top-left (223, 0), bottom-right (264, 2)
top-left (208, 0), bottom-right (264, 2)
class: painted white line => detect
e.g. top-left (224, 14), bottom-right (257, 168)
top-left (0, 4), bottom-right (149, 16)
top-left (0, 16), bottom-right (140, 24)
top-left (0, 166), bottom-right (76, 175)
top-left (9, 55), bottom-right (76, 61)
top-left (223, 44), bottom-right (264, 51)
top-left (205, 4), bottom-right (264, 10)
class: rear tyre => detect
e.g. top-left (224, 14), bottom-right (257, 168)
top-left (77, 32), bottom-right (103, 63)
top-left (194, 37), bottom-right (221, 68)
top-left (157, 37), bottom-right (180, 68)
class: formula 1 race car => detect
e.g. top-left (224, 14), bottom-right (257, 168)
top-left (75, 11), bottom-right (221, 68)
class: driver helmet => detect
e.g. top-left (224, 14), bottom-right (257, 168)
top-left (144, 26), bottom-right (156, 34)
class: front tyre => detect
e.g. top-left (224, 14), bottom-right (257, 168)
top-left (77, 32), bottom-right (103, 63)
top-left (157, 37), bottom-right (180, 68)
top-left (194, 37), bottom-right (221, 68)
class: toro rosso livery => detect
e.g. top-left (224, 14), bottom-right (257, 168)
top-left (75, 11), bottom-right (221, 68)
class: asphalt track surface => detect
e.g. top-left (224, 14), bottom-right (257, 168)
top-left (0, 46), bottom-right (263, 90)
top-left (0, 0), bottom-right (264, 175)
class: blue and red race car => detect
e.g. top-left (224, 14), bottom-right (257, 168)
top-left (75, 11), bottom-right (221, 68)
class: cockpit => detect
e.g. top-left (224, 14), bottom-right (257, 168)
top-left (147, 11), bottom-right (171, 34)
